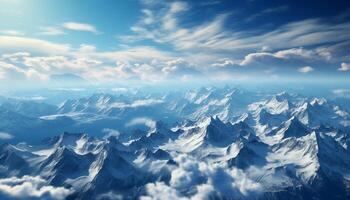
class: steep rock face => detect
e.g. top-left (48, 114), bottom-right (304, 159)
top-left (80, 143), bottom-right (145, 200)
top-left (40, 146), bottom-right (94, 185)
top-left (266, 116), bottom-right (310, 141)
top-left (0, 144), bottom-right (32, 177)
top-left (204, 117), bottom-right (236, 147)
top-left (227, 139), bottom-right (268, 169)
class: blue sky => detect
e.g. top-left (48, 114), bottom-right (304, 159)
top-left (0, 0), bottom-right (350, 86)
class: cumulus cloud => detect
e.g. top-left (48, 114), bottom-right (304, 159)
top-left (0, 132), bottom-right (13, 140)
top-left (0, 176), bottom-right (72, 200)
top-left (141, 182), bottom-right (188, 200)
top-left (141, 154), bottom-right (262, 199)
top-left (298, 66), bottom-right (314, 73)
top-left (62, 22), bottom-right (99, 34)
top-left (338, 62), bottom-right (350, 71)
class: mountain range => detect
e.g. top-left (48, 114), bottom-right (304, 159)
top-left (0, 87), bottom-right (349, 199)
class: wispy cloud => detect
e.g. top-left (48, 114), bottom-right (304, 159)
top-left (38, 26), bottom-right (65, 36)
top-left (0, 29), bottom-right (24, 36)
top-left (126, 2), bottom-right (350, 55)
top-left (0, 36), bottom-right (70, 54)
top-left (62, 22), bottom-right (100, 34)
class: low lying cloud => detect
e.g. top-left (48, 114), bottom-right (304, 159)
top-left (125, 117), bottom-right (156, 129)
top-left (111, 99), bottom-right (164, 109)
top-left (102, 128), bottom-right (121, 139)
top-left (0, 176), bottom-right (72, 200)
top-left (141, 154), bottom-right (262, 199)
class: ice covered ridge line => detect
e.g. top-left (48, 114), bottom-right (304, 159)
top-left (0, 116), bottom-right (350, 199)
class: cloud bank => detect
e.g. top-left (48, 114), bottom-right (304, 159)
top-left (0, 176), bottom-right (72, 200)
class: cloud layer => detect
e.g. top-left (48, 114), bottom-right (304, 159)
top-left (141, 154), bottom-right (262, 200)
top-left (0, 176), bottom-right (72, 200)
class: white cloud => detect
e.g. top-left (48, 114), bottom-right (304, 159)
top-left (240, 47), bottom-right (331, 66)
top-left (22, 55), bottom-right (102, 73)
top-left (0, 132), bottom-right (13, 140)
top-left (79, 44), bottom-right (96, 53)
top-left (211, 58), bottom-right (236, 67)
top-left (39, 26), bottom-right (65, 36)
top-left (110, 99), bottom-right (164, 109)
top-left (102, 128), bottom-right (121, 139)
top-left (298, 66), bottom-right (314, 73)
top-left (162, 1), bottom-right (189, 30)
top-left (0, 36), bottom-right (70, 54)
top-left (62, 22), bottom-right (99, 34)
top-left (0, 176), bottom-right (72, 200)
top-left (0, 30), bottom-right (24, 36)
top-left (141, 182), bottom-right (188, 200)
top-left (125, 117), bottom-right (156, 129)
top-left (142, 154), bottom-right (262, 199)
top-left (127, 2), bottom-right (350, 55)
top-left (338, 62), bottom-right (350, 71)
top-left (0, 61), bottom-right (48, 81)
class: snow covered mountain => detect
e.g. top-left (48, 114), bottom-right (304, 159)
top-left (0, 87), bottom-right (349, 199)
